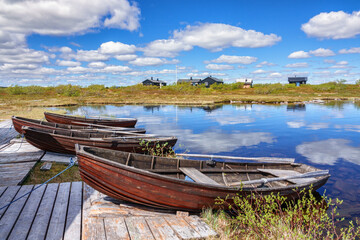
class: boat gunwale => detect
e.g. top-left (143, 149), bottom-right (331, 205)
top-left (12, 115), bottom-right (146, 132)
top-left (22, 126), bottom-right (177, 143)
top-left (44, 111), bottom-right (137, 122)
top-left (76, 144), bottom-right (330, 191)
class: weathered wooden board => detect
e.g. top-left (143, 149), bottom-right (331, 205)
top-left (179, 167), bottom-right (220, 185)
top-left (184, 215), bottom-right (218, 238)
top-left (257, 169), bottom-right (317, 184)
top-left (46, 182), bottom-right (71, 240)
top-left (165, 216), bottom-right (201, 239)
top-left (0, 162), bottom-right (38, 186)
top-left (0, 186), bottom-right (7, 198)
top-left (64, 182), bottom-right (83, 240)
top-left (0, 185), bottom-right (21, 217)
top-left (40, 162), bottom-right (52, 171)
top-left (7, 184), bottom-right (46, 240)
top-left (103, 217), bottom-right (130, 240)
top-left (41, 151), bottom-right (76, 164)
top-left (0, 185), bottom-right (33, 239)
top-left (146, 217), bottom-right (180, 240)
top-left (27, 183), bottom-right (59, 240)
top-left (0, 120), bottom-right (18, 149)
top-left (125, 216), bottom-right (155, 240)
top-left (84, 217), bottom-right (107, 240)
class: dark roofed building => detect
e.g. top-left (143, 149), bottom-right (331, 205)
top-left (177, 77), bottom-right (202, 85)
top-left (200, 76), bottom-right (223, 87)
top-left (288, 76), bottom-right (307, 86)
top-left (142, 77), bottom-right (167, 87)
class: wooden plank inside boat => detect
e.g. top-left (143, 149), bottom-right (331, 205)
top-left (179, 167), bottom-right (221, 185)
top-left (257, 169), bottom-right (317, 184)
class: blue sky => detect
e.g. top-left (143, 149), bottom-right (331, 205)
top-left (0, 0), bottom-right (359, 86)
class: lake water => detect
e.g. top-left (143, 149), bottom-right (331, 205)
top-left (53, 102), bottom-right (360, 220)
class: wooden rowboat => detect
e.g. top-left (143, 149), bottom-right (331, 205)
top-left (23, 127), bottom-right (177, 155)
top-left (76, 145), bottom-right (330, 211)
top-left (12, 116), bottom-right (146, 134)
top-left (44, 112), bottom-right (137, 128)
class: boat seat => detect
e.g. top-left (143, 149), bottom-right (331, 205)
top-left (179, 167), bottom-right (221, 185)
top-left (257, 169), bottom-right (317, 184)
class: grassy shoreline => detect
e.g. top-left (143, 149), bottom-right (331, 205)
top-left (1, 82), bottom-right (360, 120)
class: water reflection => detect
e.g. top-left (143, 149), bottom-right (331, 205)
top-left (50, 102), bottom-right (360, 221)
top-left (296, 139), bottom-right (360, 165)
top-left (287, 104), bottom-right (306, 111)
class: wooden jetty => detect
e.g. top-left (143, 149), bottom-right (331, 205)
top-left (0, 120), bottom-right (217, 239)
top-left (0, 182), bottom-right (218, 240)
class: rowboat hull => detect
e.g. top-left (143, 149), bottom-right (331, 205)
top-left (76, 145), bottom-right (330, 211)
top-left (44, 112), bottom-right (137, 127)
top-left (12, 116), bottom-right (146, 134)
top-left (23, 127), bottom-right (177, 155)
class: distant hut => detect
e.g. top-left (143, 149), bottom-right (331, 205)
top-left (236, 78), bottom-right (253, 88)
top-left (177, 77), bottom-right (202, 86)
top-left (142, 77), bottom-right (167, 87)
top-left (288, 76), bottom-right (307, 86)
top-left (200, 76), bottom-right (223, 87)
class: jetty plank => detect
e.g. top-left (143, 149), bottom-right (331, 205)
top-left (27, 183), bottom-right (59, 240)
top-left (41, 151), bottom-right (76, 164)
top-left (103, 217), bottom-right (130, 240)
top-left (0, 162), bottom-right (39, 186)
top-left (46, 182), bottom-right (71, 240)
top-left (84, 218), bottom-right (107, 240)
top-left (0, 185), bottom-right (33, 240)
top-left (83, 184), bottom-right (107, 240)
top-left (125, 216), bottom-right (155, 240)
top-left (184, 215), bottom-right (218, 238)
top-left (7, 184), bottom-right (46, 240)
top-left (0, 186), bottom-right (7, 197)
top-left (64, 182), bottom-right (83, 240)
top-left (146, 216), bottom-right (180, 240)
top-left (165, 216), bottom-right (201, 239)
top-left (40, 162), bottom-right (52, 171)
top-left (0, 120), bottom-right (18, 149)
top-left (0, 185), bottom-right (21, 217)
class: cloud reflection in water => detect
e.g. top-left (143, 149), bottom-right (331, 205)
top-left (296, 139), bottom-right (360, 165)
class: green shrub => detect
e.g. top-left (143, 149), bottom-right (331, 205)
top-left (211, 188), bottom-right (360, 239)
top-left (55, 84), bottom-right (82, 97)
top-left (6, 85), bottom-right (50, 95)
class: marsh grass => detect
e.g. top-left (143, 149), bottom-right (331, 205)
top-left (203, 188), bottom-right (360, 239)
top-left (22, 162), bottom-right (81, 185)
top-left (0, 83), bottom-right (359, 117)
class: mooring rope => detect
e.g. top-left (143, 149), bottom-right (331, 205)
top-left (0, 157), bottom-right (76, 211)
top-left (13, 134), bottom-right (24, 152)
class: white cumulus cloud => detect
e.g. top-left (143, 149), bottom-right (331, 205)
top-left (211, 55), bottom-right (257, 64)
top-left (301, 11), bottom-right (360, 39)
top-left (206, 64), bottom-right (234, 71)
top-left (288, 51), bottom-right (310, 59)
top-left (99, 41), bottom-right (136, 55)
top-left (142, 23), bottom-right (281, 57)
top-left (339, 47), bottom-right (360, 54)
top-left (129, 57), bottom-right (178, 66)
top-left (309, 48), bottom-right (335, 57)
top-left (285, 62), bottom-right (309, 68)
top-left (0, 0), bottom-right (141, 37)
